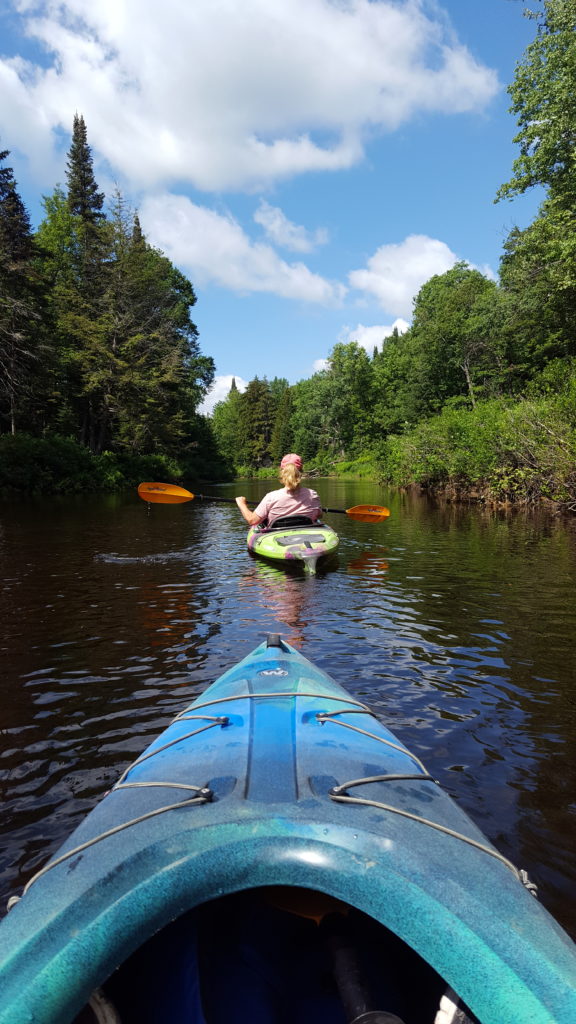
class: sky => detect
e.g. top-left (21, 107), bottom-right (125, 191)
top-left (0, 0), bottom-right (544, 412)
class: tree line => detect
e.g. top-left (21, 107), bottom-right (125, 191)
top-left (0, 114), bottom-right (222, 490)
top-left (211, 1), bottom-right (576, 505)
top-left (2, 1), bottom-right (575, 504)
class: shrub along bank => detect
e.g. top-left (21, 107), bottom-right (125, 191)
top-left (0, 434), bottom-right (230, 496)
top-left (374, 388), bottom-right (576, 509)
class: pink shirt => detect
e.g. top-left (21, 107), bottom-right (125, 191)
top-left (253, 486), bottom-right (322, 527)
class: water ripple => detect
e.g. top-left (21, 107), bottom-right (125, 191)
top-left (1, 490), bottom-right (575, 934)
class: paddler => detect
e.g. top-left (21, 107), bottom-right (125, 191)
top-left (235, 454), bottom-right (322, 529)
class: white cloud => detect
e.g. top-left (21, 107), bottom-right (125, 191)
top-left (311, 317), bottom-right (409, 375)
top-left (199, 374), bottom-right (247, 416)
top-left (254, 200), bottom-right (328, 252)
top-left (312, 358), bottom-right (329, 373)
top-left (0, 0), bottom-right (499, 191)
top-left (349, 234), bottom-right (459, 318)
top-left (140, 193), bottom-right (346, 304)
top-left (339, 320), bottom-right (410, 352)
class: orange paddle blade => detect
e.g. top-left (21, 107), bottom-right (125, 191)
top-left (138, 482), bottom-right (194, 504)
top-left (345, 504), bottom-right (390, 523)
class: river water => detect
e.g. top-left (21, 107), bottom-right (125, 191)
top-left (1, 480), bottom-right (575, 939)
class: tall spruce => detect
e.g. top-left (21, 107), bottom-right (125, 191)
top-left (101, 191), bottom-right (213, 453)
top-left (0, 150), bottom-right (41, 433)
top-left (211, 381), bottom-right (245, 470)
top-left (66, 114), bottom-right (105, 222)
top-left (239, 377), bottom-right (275, 467)
top-left (59, 115), bottom-right (110, 448)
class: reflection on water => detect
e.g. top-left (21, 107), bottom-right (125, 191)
top-left (1, 484), bottom-right (575, 940)
top-left (237, 562), bottom-right (320, 646)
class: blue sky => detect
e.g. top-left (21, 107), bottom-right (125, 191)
top-left (0, 0), bottom-right (542, 411)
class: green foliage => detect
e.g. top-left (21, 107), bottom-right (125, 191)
top-left (66, 113), bottom-right (105, 223)
top-left (0, 116), bottom-right (216, 492)
top-left (323, 342), bottom-right (375, 455)
top-left (496, 0), bottom-right (576, 206)
top-left (290, 373), bottom-right (333, 461)
top-left (212, 383), bottom-right (245, 471)
top-left (238, 377), bottom-right (275, 467)
top-left (3, 20), bottom-right (576, 510)
top-left (270, 386), bottom-right (294, 462)
top-left (0, 432), bottom-right (230, 496)
top-left (409, 263), bottom-right (503, 414)
top-left (496, 1), bottom-right (576, 377)
top-left (0, 434), bottom-right (103, 493)
top-left (0, 150), bottom-right (44, 434)
top-left (32, 122), bottom-right (213, 457)
top-left (332, 456), bottom-right (380, 478)
top-left (214, 376), bottom-right (293, 473)
top-left (375, 386), bottom-right (576, 505)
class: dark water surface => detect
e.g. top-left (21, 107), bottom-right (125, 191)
top-left (1, 481), bottom-right (575, 939)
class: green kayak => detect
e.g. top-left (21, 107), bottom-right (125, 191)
top-left (247, 520), bottom-right (339, 572)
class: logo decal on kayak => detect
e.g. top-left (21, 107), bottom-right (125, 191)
top-left (259, 668), bottom-right (289, 677)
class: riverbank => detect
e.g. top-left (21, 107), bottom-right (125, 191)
top-left (3, 389), bottom-right (575, 515)
top-left (0, 434), bottom-right (229, 496)
top-left (372, 394), bottom-right (576, 513)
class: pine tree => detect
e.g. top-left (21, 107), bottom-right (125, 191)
top-left (212, 384), bottom-right (244, 469)
top-left (66, 114), bottom-right (105, 222)
top-left (239, 377), bottom-right (275, 467)
top-left (50, 114), bottom-right (111, 448)
top-left (102, 190), bottom-right (213, 453)
top-left (270, 387), bottom-right (294, 462)
top-left (0, 150), bottom-right (42, 433)
top-left (131, 213), bottom-right (144, 246)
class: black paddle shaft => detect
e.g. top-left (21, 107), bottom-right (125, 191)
top-left (320, 914), bottom-right (407, 1024)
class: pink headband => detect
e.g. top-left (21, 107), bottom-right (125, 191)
top-left (280, 453), bottom-right (303, 470)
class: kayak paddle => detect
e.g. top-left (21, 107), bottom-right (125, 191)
top-left (137, 482), bottom-right (390, 522)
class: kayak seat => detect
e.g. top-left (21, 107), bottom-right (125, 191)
top-left (268, 515), bottom-right (323, 530)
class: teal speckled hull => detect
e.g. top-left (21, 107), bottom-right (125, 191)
top-left (247, 522), bottom-right (339, 571)
top-left (0, 638), bottom-right (575, 1023)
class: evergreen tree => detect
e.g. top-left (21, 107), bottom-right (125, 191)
top-left (101, 190), bottom-right (213, 454)
top-left (38, 148), bottom-right (213, 453)
top-left (239, 377), bottom-right (275, 467)
top-left (0, 150), bottom-right (42, 433)
top-left (270, 387), bottom-right (294, 462)
top-left (131, 213), bottom-right (144, 246)
top-left (212, 382), bottom-right (245, 469)
top-left (66, 114), bottom-right (105, 223)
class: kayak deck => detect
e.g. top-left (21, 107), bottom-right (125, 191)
top-left (0, 637), bottom-right (575, 1024)
top-left (247, 521), bottom-right (339, 572)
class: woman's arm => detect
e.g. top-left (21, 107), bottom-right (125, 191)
top-left (235, 496), bottom-right (264, 526)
